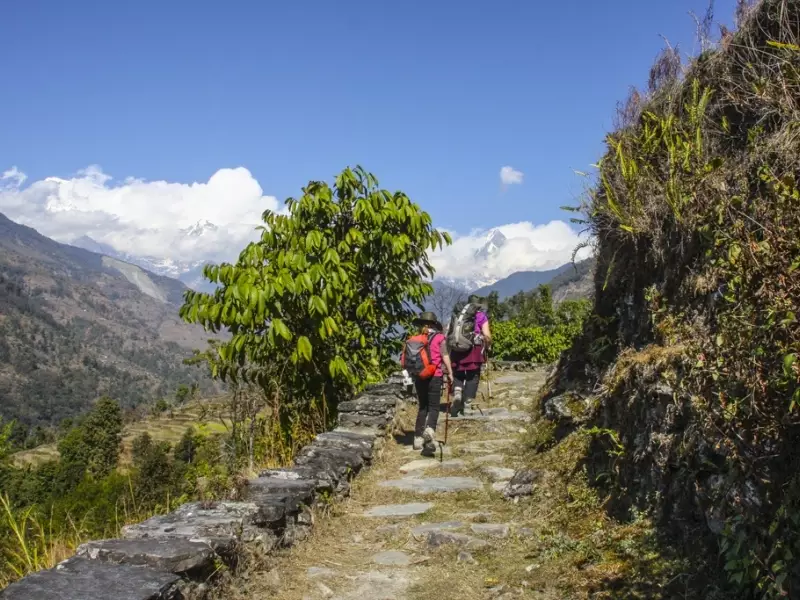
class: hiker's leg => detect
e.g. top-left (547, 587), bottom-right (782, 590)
top-left (414, 378), bottom-right (429, 438)
top-left (425, 376), bottom-right (443, 431)
top-left (450, 370), bottom-right (467, 417)
top-left (462, 368), bottom-right (480, 406)
top-left (421, 377), bottom-right (442, 456)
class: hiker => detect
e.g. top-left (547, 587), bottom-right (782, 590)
top-left (401, 311), bottom-right (454, 457)
top-left (448, 296), bottom-right (492, 417)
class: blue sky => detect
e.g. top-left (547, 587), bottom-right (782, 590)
top-left (0, 0), bottom-right (735, 281)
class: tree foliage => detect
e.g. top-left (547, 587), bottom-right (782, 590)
top-left (180, 166), bottom-right (450, 417)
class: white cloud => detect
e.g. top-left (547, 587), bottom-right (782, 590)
top-left (431, 220), bottom-right (591, 286)
top-left (0, 165), bottom-right (280, 268)
top-left (499, 165), bottom-right (524, 186)
top-left (0, 164), bottom-right (589, 290)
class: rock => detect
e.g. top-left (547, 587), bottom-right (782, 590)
top-left (411, 522), bottom-right (465, 536)
top-left (121, 501), bottom-right (273, 556)
top-left (316, 582), bottom-right (335, 598)
top-left (482, 466), bottom-right (515, 482)
top-left (492, 482), bottom-right (509, 493)
top-left (352, 534), bottom-right (364, 543)
top-left (314, 431), bottom-right (376, 462)
top-left (334, 425), bottom-right (385, 438)
top-left (307, 566), bottom-right (337, 579)
top-left (426, 531), bottom-right (489, 550)
top-left (504, 469), bottom-right (543, 499)
top-left (362, 502), bottom-right (434, 518)
top-left (543, 393), bottom-right (585, 424)
top-left (458, 551), bottom-right (478, 565)
top-left (372, 550), bottom-right (412, 566)
top-left (0, 557), bottom-right (181, 600)
top-left (74, 538), bottom-right (217, 577)
top-left (473, 454), bottom-right (505, 465)
top-left (471, 523), bottom-right (510, 538)
top-left (378, 477), bottom-right (482, 493)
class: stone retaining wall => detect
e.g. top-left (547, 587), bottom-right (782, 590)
top-left (0, 376), bottom-right (405, 600)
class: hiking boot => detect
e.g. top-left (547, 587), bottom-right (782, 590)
top-left (413, 436), bottom-right (424, 450)
top-left (421, 441), bottom-right (437, 457)
top-left (422, 427), bottom-right (435, 444)
top-left (450, 401), bottom-right (464, 418)
top-left (421, 427), bottom-right (437, 456)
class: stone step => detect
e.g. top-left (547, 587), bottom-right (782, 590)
top-left (398, 458), bottom-right (466, 474)
top-left (378, 476), bottom-right (483, 494)
top-left (362, 502), bottom-right (434, 518)
top-left (410, 521), bottom-right (465, 536)
top-left (471, 523), bottom-right (511, 538)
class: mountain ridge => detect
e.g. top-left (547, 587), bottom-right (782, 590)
top-left (0, 212), bottom-right (218, 435)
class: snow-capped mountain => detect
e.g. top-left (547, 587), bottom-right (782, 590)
top-left (433, 228), bottom-right (509, 291)
top-left (70, 220), bottom-right (219, 292)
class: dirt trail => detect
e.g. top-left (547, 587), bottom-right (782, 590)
top-left (239, 368), bottom-right (643, 600)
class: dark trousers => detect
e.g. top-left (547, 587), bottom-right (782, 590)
top-left (450, 368), bottom-right (481, 416)
top-left (414, 376), bottom-right (442, 437)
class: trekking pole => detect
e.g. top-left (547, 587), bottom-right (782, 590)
top-left (485, 346), bottom-right (493, 400)
top-left (438, 381), bottom-right (451, 463)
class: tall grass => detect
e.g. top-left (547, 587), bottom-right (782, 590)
top-left (0, 494), bottom-right (84, 587)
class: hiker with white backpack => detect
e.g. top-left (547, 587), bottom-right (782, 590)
top-left (400, 312), bottom-right (454, 456)
top-left (447, 296), bottom-right (492, 417)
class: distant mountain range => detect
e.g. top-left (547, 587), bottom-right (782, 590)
top-left (472, 257), bottom-right (595, 301)
top-left (0, 212), bottom-right (218, 431)
top-left (71, 222), bottom-right (218, 293)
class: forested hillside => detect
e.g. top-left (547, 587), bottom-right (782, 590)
top-left (0, 213), bottom-right (216, 443)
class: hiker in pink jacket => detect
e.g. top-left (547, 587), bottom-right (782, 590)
top-left (449, 296), bottom-right (492, 417)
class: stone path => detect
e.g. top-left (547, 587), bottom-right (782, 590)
top-left (253, 367), bottom-right (549, 600)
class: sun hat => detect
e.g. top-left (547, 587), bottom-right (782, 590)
top-left (412, 311), bottom-right (443, 330)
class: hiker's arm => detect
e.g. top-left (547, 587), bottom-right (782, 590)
top-left (481, 321), bottom-right (492, 347)
top-left (441, 338), bottom-right (454, 382)
top-left (442, 354), bottom-right (454, 383)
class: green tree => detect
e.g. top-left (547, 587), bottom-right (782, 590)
top-left (130, 433), bottom-right (175, 505)
top-left (180, 166), bottom-right (450, 423)
top-left (82, 398), bottom-right (123, 478)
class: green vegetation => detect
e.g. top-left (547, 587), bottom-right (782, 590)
top-left (181, 165), bottom-right (450, 442)
top-left (479, 286), bottom-right (591, 363)
top-left (0, 395), bottom-right (245, 587)
top-left (547, 0), bottom-right (800, 596)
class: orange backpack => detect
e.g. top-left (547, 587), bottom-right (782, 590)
top-left (400, 332), bottom-right (438, 380)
